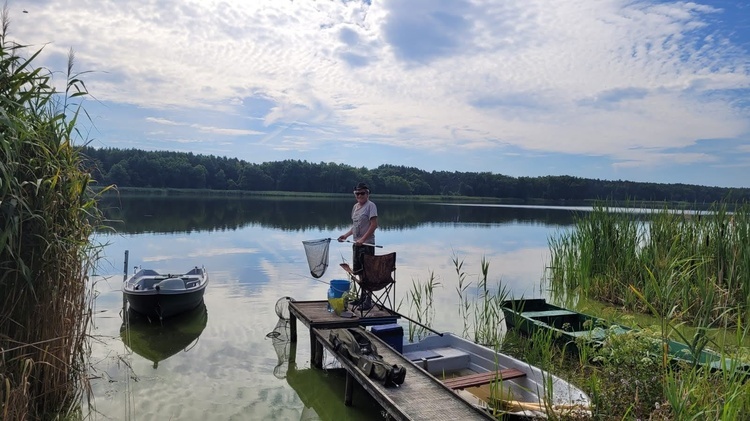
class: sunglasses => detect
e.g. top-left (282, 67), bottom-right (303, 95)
top-left (354, 191), bottom-right (368, 196)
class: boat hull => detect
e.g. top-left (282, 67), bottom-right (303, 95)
top-left (501, 298), bottom-right (750, 376)
top-left (125, 288), bottom-right (206, 319)
top-left (123, 267), bottom-right (208, 319)
top-left (401, 332), bottom-right (592, 416)
top-left (500, 298), bottom-right (627, 348)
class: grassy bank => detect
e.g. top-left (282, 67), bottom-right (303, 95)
top-left (0, 14), bottom-right (105, 420)
top-left (404, 237), bottom-right (750, 419)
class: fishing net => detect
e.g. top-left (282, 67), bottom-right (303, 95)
top-left (274, 296), bottom-right (291, 321)
top-left (302, 238), bottom-right (331, 278)
top-left (267, 318), bottom-right (291, 379)
top-left (267, 297), bottom-right (294, 379)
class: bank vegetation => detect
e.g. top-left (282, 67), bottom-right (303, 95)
top-left (0, 11), bottom-right (105, 420)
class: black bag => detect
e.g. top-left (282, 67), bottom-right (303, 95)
top-left (330, 328), bottom-right (406, 387)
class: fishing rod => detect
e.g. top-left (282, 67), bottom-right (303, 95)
top-left (377, 306), bottom-right (443, 337)
top-left (332, 238), bottom-right (383, 248)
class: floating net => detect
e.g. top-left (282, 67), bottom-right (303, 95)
top-left (302, 238), bottom-right (331, 278)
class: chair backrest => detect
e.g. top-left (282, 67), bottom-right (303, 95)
top-left (361, 252), bottom-right (396, 292)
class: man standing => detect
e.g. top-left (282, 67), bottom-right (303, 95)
top-left (338, 182), bottom-right (378, 310)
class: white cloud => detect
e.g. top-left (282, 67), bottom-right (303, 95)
top-left (10, 0), bottom-right (750, 186)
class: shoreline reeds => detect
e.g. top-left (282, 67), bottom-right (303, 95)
top-left (0, 11), bottom-right (106, 420)
top-left (548, 202), bottom-right (750, 328)
top-left (404, 212), bottom-right (750, 419)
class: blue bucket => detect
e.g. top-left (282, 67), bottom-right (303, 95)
top-left (329, 279), bottom-right (351, 298)
top-left (327, 279), bottom-right (350, 313)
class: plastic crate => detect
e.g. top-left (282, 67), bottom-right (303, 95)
top-left (370, 323), bottom-right (403, 353)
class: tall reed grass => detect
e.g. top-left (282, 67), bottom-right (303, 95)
top-left (0, 10), bottom-right (106, 420)
top-left (405, 271), bottom-right (440, 341)
top-left (549, 203), bottom-right (750, 328)
top-left (543, 201), bottom-right (750, 418)
top-left (405, 245), bottom-right (750, 418)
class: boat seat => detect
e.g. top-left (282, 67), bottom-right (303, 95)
top-left (137, 278), bottom-right (165, 290)
top-left (442, 368), bottom-right (526, 390)
top-left (567, 328), bottom-right (609, 340)
top-left (404, 347), bottom-right (471, 374)
top-left (522, 310), bottom-right (578, 319)
top-left (156, 277), bottom-right (187, 291)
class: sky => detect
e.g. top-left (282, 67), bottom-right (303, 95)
top-left (10, 0), bottom-right (750, 188)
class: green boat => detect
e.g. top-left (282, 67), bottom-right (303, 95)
top-left (501, 298), bottom-right (750, 376)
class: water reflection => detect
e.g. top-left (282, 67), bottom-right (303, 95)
top-left (268, 316), bottom-right (383, 421)
top-left (89, 196), bottom-right (589, 420)
top-left (120, 303), bottom-right (208, 369)
top-left (99, 195), bottom-right (578, 234)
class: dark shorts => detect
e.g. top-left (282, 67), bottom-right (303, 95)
top-left (352, 244), bottom-right (375, 274)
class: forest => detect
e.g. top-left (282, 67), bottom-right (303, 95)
top-left (82, 146), bottom-right (750, 204)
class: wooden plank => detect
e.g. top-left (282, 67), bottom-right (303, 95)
top-left (313, 327), bottom-right (496, 420)
top-left (442, 368), bottom-right (526, 390)
top-left (288, 300), bottom-right (398, 328)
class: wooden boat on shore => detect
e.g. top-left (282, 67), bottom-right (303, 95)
top-left (400, 331), bottom-right (592, 418)
top-left (501, 298), bottom-right (750, 376)
top-left (123, 266), bottom-right (208, 319)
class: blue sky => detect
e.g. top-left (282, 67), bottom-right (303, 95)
top-left (12, 0), bottom-right (750, 188)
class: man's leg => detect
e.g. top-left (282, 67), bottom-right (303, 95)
top-left (354, 245), bottom-right (375, 310)
top-left (350, 245), bottom-right (365, 306)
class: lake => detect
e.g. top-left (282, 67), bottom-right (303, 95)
top-left (86, 195), bottom-right (582, 420)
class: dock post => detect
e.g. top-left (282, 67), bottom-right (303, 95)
top-left (289, 312), bottom-right (297, 343)
top-left (289, 336), bottom-right (297, 365)
top-left (123, 250), bottom-right (129, 281)
top-left (311, 327), bottom-right (323, 368)
top-left (122, 250), bottom-right (129, 312)
top-left (344, 372), bottom-right (354, 406)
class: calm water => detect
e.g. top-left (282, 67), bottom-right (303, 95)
top-left (86, 196), bottom-right (581, 421)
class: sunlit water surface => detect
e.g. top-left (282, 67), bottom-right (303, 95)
top-left (86, 196), bottom-right (582, 420)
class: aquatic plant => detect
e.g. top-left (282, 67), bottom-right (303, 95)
top-left (0, 10), bottom-right (106, 420)
top-left (405, 270), bottom-right (440, 341)
top-left (549, 202), bottom-right (750, 328)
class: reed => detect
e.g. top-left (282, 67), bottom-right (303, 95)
top-left (0, 12), bottom-right (106, 420)
top-left (442, 254), bottom-right (750, 419)
top-left (549, 202), bottom-right (750, 327)
top-left (405, 271), bottom-right (440, 341)
top-left (453, 253), bottom-right (472, 338)
top-left (447, 254), bottom-right (509, 347)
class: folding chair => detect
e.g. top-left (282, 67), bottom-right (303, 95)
top-left (340, 252), bottom-right (396, 317)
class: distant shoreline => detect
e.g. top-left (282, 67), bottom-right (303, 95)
top-left (94, 186), bottom-right (723, 210)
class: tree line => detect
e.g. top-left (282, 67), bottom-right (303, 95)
top-left (82, 146), bottom-right (750, 204)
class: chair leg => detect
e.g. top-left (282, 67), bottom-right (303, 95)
top-left (359, 287), bottom-right (393, 318)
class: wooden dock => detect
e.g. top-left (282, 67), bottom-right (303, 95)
top-left (313, 327), bottom-right (495, 420)
top-left (287, 300), bottom-right (495, 421)
top-left (288, 299), bottom-right (399, 367)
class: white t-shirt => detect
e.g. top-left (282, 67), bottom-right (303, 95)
top-left (351, 200), bottom-right (377, 244)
